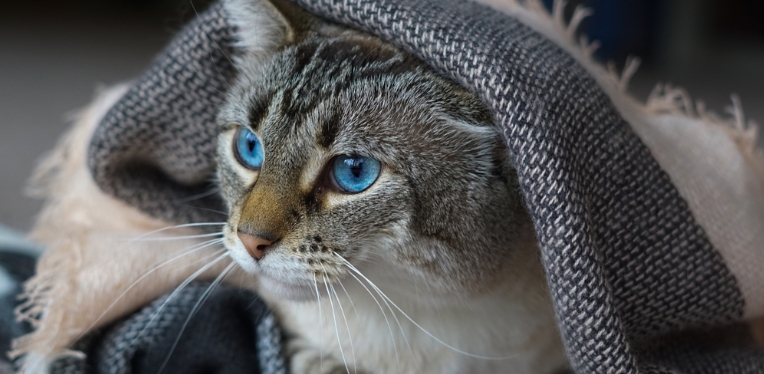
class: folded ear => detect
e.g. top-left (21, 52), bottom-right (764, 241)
top-left (223, 0), bottom-right (294, 56)
top-left (87, 1), bottom-right (297, 226)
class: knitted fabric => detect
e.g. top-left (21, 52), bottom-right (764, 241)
top-left (87, 3), bottom-right (233, 226)
top-left (48, 283), bottom-right (286, 374)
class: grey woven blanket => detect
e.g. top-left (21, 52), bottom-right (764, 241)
top-left (46, 283), bottom-right (285, 374)
top-left (64, 0), bottom-right (764, 372)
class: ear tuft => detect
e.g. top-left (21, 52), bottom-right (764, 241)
top-left (223, 0), bottom-right (292, 55)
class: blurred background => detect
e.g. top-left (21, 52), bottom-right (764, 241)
top-left (1, 0), bottom-right (763, 232)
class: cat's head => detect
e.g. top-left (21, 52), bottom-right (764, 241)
top-left (217, 0), bottom-right (533, 301)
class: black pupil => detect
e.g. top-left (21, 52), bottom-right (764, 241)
top-left (246, 134), bottom-right (257, 153)
top-left (345, 157), bottom-right (364, 178)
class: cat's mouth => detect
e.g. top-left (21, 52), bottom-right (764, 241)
top-left (255, 253), bottom-right (353, 302)
top-left (255, 271), bottom-right (323, 301)
top-left (224, 231), bottom-right (350, 301)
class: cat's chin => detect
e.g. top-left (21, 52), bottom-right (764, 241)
top-left (256, 272), bottom-right (321, 302)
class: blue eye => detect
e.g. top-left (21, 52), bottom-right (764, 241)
top-left (234, 127), bottom-right (264, 170)
top-left (331, 155), bottom-right (381, 193)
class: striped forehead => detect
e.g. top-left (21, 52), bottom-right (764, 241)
top-left (250, 37), bottom-right (414, 137)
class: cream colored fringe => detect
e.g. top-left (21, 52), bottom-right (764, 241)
top-left (10, 85), bottom-right (235, 372)
top-left (11, 89), bottom-right (113, 367)
top-left (645, 86), bottom-right (764, 186)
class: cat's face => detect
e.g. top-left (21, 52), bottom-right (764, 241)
top-left (217, 32), bottom-right (530, 302)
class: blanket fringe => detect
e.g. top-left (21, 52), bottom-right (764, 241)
top-left (645, 85), bottom-right (764, 187)
top-left (9, 89), bottom-right (105, 364)
top-left (10, 84), bottom-right (141, 369)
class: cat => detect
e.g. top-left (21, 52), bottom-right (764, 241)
top-left (215, 0), bottom-right (567, 373)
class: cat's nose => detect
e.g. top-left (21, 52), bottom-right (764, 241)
top-left (237, 231), bottom-right (273, 260)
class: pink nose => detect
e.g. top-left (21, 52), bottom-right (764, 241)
top-left (237, 231), bottom-right (273, 260)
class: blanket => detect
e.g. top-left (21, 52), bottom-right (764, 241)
top-left (12, 0), bottom-right (764, 373)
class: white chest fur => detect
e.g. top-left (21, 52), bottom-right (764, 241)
top-left (270, 258), bottom-right (567, 374)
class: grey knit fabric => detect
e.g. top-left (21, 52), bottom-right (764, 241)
top-left (638, 324), bottom-right (764, 373)
top-left (49, 283), bottom-right (286, 374)
top-left (83, 0), bottom-right (763, 373)
top-left (257, 314), bottom-right (287, 373)
top-left (87, 2), bottom-right (233, 226)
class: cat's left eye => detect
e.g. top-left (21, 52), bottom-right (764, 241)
top-left (233, 127), bottom-right (264, 170)
top-left (331, 155), bottom-right (381, 193)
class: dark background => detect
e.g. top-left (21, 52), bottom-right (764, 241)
top-left (1, 0), bottom-right (763, 231)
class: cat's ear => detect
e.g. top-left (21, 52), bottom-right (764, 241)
top-left (223, 0), bottom-right (298, 56)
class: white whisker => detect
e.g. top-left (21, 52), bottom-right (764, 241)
top-left (124, 222), bottom-right (226, 242)
top-left (132, 251), bottom-right (230, 345)
top-left (156, 261), bottom-right (236, 374)
top-left (312, 272), bottom-right (325, 371)
top-left (321, 265), bottom-right (349, 374)
top-left (336, 257), bottom-right (411, 356)
top-left (127, 232), bottom-right (223, 242)
top-left (337, 255), bottom-right (515, 360)
top-left (173, 187), bottom-right (221, 203)
top-left (373, 282), bottom-right (412, 356)
top-left (337, 279), bottom-right (360, 321)
top-left (330, 281), bottom-right (356, 374)
top-left (344, 267), bottom-right (400, 367)
top-left (114, 223), bottom-right (224, 253)
top-left (78, 238), bottom-right (224, 340)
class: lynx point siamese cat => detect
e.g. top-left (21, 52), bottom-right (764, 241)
top-left (217, 0), bottom-right (566, 372)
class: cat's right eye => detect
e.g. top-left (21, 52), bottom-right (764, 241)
top-left (233, 127), bottom-right (265, 170)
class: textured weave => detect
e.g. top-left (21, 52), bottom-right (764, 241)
top-left (638, 324), bottom-right (764, 373)
top-left (49, 283), bottom-right (286, 374)
top-left (87, 2), bottom-right (233, 225)
top-left (0, 249), bottom-right (37, 372)
top-left (80, 0), bottom-right (762, 373)
top-left (257, 314), bottom-right (287, 374)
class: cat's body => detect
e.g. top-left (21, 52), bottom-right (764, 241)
top-left (216, 0), bottom-right (566, 373)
